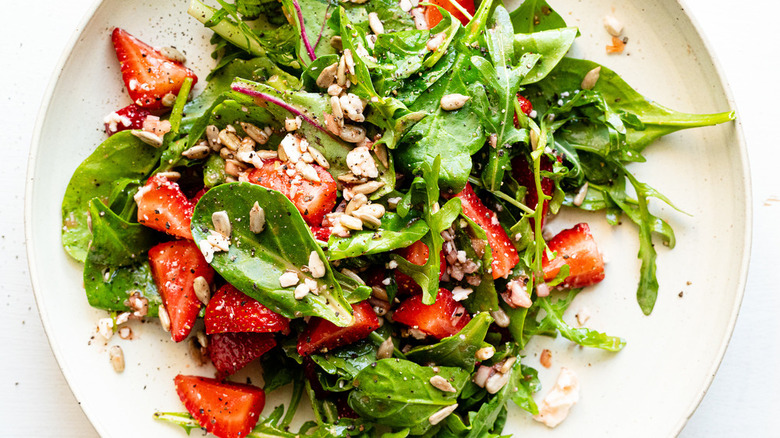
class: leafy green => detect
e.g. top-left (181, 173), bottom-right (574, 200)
top-left (61, 131), bottom-right (162, 262)
top-left (327, 212), bottom-right (429, 260)
top-left (536, 293), bottom-right (626, 351)
top-left (509, 0), bottom-right (568, 33)
top-left (392, 157), bottom-right (461, 304)
top-left (82, 200), bottom-right (160, 316)
top-left (349, 359), bottom-right (470, 434)
top-left (191, 182), bottom-right (353, 326)
top-left (406, 312), bottom-right (493, 372)
top-left (514, 27), bottom-right (578, 85)
top-left (310, 340), bottom-right (378, 392)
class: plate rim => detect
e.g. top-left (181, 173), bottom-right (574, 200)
top-left (24, 0), bottom-right (753, 436)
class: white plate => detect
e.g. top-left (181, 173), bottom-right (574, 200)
top-left (26, 0), bottom-right (750, 436)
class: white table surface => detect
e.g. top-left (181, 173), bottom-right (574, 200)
top-left (2, 0), bottom-right (777, 436)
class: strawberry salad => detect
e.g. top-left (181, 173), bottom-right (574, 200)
top-left (61, 0), bottom-right (734, 436)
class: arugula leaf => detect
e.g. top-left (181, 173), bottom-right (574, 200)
top-left (82, 200), bottom-right (161, 316)
top-left (406, 312), bottom-right (493, 372)
top-left (191, 182), bottom-right (353, 326)
top-left (327, 212), bottom-right (429, 260)
top-left (509, 0), bottom-right (568, 33)
top-left (536, 293), bottom-right (626, 351)
top-left (61, 131), bottom-right (162, 262)
top-left (392, 157), bottom-right (461, 304)
top-left (349, 359), bottom-right (470, 434)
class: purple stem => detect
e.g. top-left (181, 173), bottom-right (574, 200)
top-left (292, 0), bottom-right (317, 62)
top-left (313, 4), bottom-right (331, 50)
top-left (231, 84), bottom-right (329, 134)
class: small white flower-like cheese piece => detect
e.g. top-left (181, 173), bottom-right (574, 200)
top-left (533, 368), bottom-right (580, 428)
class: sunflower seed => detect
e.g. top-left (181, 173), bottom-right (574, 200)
top-left (256, 150), bottom-right (278, 160)
top-left (440, 93), bottom-right (470, 111)
top-left (308, 147), bottom-right (330, 169)
top-left (250, 202), bottom-right (266, 233)
top-left (427, 32), bottom-right (445, 51)
top-left (294, 283), bottom-right (310, 299)
top-left (212, 210), bottom-right (231, 238)
top-left (316, 62), bottom-right (339, 88)
top-left (298, 162), bottom-right (321, 182)
top-left (473, 365), bottom-right (492, 387)
top-left (182, 144), bottom-right (211, 160)
top-left (330, 36), bottom-right (343, 51)
top-left (430, 375), bottom-right (457, 393)
top-left (279, 271), bottom-right (300, 288)
top-left (581, 66), bottom-right (601, 90)
top-left (159, 304), bottom-right (171, 333)
top-left (360, 203), bottom-right (385, 218)
top-left (240, 122), bottom-right (269, 144)
top-left (368, 12), bottom-right (384, 35)
top-left (131, 130), bottom-right (163, 147)
top-left (193, 276), bottom-right (210, 306)
top-left (352, 180), bottom-right (385, 195)
top-left (340, 93), bottom-right (365, 123)
top-left (486, 371), bottom-right (510, 394)
top-left (490, 309), bottom-right (510, 327)
top-left (327, 83), bottom-right (343, 96)
top-left (429, 404), bottom-right (458, 425)
top-left (373, 143), bottom-right (389, 168)
top-left (603, 14), bottom-right (624, 37)
top-left (411, 7), bottom-right (427, 30)
top-left (205, 125), bottom-right (221, 150)
top-left (109, 345), bottom-right (125, 373)
top-left (475, 346), bottom-right (495, 361)
top-left (337, 54), bottom-right (347, 86)
top-left (324, 112), bottom-right (342, 136)
top-left (343, 49), bottom-right (355, 75)
top-left (500, 357), bottom-right (517, 374)
top-left (353, 210), bottom-right (381, 229)
top-left (377, 336), bottom-right (394, 359)
top-left (399, 0), bottom-right (413, 12)
top-left (308, 251), bottom-right (327, 278)
top-left (339, 214), bottom-right (364, 231)
top-left (155, 171), bottom-right (181, 181)
top-left (218, 129), bottom-right (241, 151)
top-left (339, 125), bottom-right (367, 143)
top-left (160, 46), bottom-right (187, 63)
top-left (346, 193), bottom-right (368, 215)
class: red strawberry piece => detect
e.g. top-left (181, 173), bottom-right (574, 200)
top-left (135, 174), bottom-right (194, 240)
top-left (393, 288), bottom-right (471, 339)
top-left (311, 225), bottom-right (332, 242)
top-left (111, 28), bottom-right (197, 109)
top-left (511, 154), bottom-right (555, 230)
top-left (208, 332), bottom-right (277, 378)
top-left (455, 183), bottom-right (519, 279)
top-left (103, 103), bottom-right (151, 136)
top-left (394, 240), bottom-right (447, 295)
top-left (246, 158), bottom-right (337, 227)
top-left (148, 240), bottom-right (214, 342)
top-left (543, 223), bottom-right (605, 289)
top-left (424, 0), bottom-right (475, 27)
top-left (205, 284), bottom-right (290, 335)
top-left (513, 94), bottom-right (534, 127)
top-left (174, 374), bottom-right (265, 438)
top-left (297, 301), bottom-right (380, 356)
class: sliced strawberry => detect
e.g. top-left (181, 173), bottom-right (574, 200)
top-left (513, 94), bottom-right (534, 127)
top-left (148, 240), bottom-right (214, 342)
top-left (246, 159), bottom-right (337, 227)
top-left (111, 28), bottom-right (197, 109)
top-left (455, 183), bottom-right (519, 279)
top-left (543, 223), bottom-right (605, 289)
top-left (103, 104), bottom-right (151, 136)
top-left (297, 301), bottom-right (380, 356)
top-left (208, 332), bottom-right (277, 378)
top-left (393, 288), bottom-right (471, 339)
top-left (205, 284), bottom-right (290, 335)
top-left (311, 225), bottom-right (332, 242)
top-left (394, 240), bottom-right (447, 295)
top-left (511, 154), bottom-right (555, 230)
top-left (135, 174), bottom-right (194, 240)
top-left (174, 374), bottom-right (264, 438)
top-left (424, 0), bottom-right (475, 27)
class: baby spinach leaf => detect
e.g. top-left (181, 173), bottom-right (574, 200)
top-left (509, 0), bottom-right (567, 33)
top-left (406, 312), bottom-right (493, 372)
top-left (82, 200), bottom-right (160, 316)
top-left (191, 182), bottom-right (353, 326)
top-left (61, 131), bottom-right (162, 262)
top-left (310, 339), bottom-right (378, 392)
top-left (231, 78), bottom-right (396, 198)
top-left (514, 27), bottom-right (578, 85)
top-left (349, 359), bottom-right (470, 434)
top-left (327, 212), bottom-right (429, 260)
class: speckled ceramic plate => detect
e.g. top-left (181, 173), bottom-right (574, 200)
top-left (26, 0), bottom-right (749, 436)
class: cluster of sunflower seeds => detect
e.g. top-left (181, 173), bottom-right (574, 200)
top-left (440, 227), bottom-right (480, 283)
top-left (197, 210), bottom-right (232, 263)
top-left (472, 357), bottom-right (517, 394)
top-left (273, 132), bottom-right (330, 183)
top-left (95, 290), bottom-right (149, 341)
top-left (323, 193), bottom-right (386, 237)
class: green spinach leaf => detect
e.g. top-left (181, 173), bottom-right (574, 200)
top-left (327, 212), bottom-right (429, 260)
top-left (406, 312), bottom-right (493, 372)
